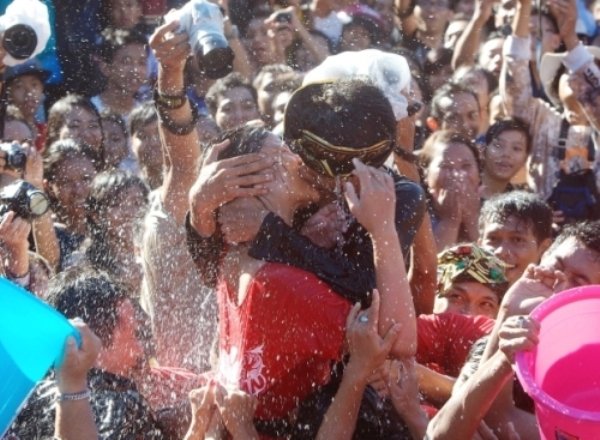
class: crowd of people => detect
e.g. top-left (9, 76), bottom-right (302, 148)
top-left (2, 0), bottom-right (600, 438)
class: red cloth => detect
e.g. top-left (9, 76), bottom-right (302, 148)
top-left (216, 262), bottom-right (351, 421)
top-left (417, 313), bottom-right (494, 377)
top-left (34, 122), bottom-right (46, 152)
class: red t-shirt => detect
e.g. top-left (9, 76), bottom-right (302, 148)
top-left (216, 262), bottom-right (351, 421)
top-left (417, 313), bottom-right (495, 377)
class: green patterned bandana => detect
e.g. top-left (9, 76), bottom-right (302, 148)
top-left (437, 243), bottom-right (509, 297)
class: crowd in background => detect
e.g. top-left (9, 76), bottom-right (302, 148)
top-left (2, 0), bottom-right (600, 438)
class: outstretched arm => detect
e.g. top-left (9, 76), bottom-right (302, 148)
top-left (452, 0), bottom-right (494, 69)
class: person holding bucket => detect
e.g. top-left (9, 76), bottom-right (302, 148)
top-left (479, 220), bottom-right (600, 438)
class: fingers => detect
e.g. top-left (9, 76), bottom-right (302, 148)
top-left (381, 323), bottom-right (402, 353)
top-left (366, 289), bottom-right (381, 330)
top-left (346, 302), bottom-right (361, 329)
top-left (203, 139), bottom-right (231, 165)
top-left (149, 20), bottom-right (182, 47)
top-left (343, 181), bottom-right (359, 213)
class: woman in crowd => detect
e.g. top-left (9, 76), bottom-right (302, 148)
top-left (417, 130), bottom-right (481, 251)
top-left (45, 95), bottom-right (106, 170)
top-left (43, 139), bottom-right (98, 271)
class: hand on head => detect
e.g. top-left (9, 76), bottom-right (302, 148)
top-left (56, 319), bottom-right (102, 394)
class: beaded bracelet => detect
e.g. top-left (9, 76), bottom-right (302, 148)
top-left (156, 98), bottom-right (200, 136)
top-left (154, 88), bottom-right (187, 110)
top-left (58, 389), bottom-right (91, 402)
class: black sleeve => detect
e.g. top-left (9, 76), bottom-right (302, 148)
top-left (248, 213), bottom-right (374, 305)
top-left (393, 175), bottom-right (427, 258)
top-left (185, 213), bottom-right (225, 288)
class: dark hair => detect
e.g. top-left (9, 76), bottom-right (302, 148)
top-left (418, 129), bottom-right (481, 170)
top-left (430, 82), bottom-right (480, 123)
top-left (342, 15), bottom-right (384, 47)
top-left (253, 64), bottom-right (294, 91)
top-left (423, 47), bottom-right (454, 76)
top-left (128, 101), bottom-right (158, 136)
top-left (550, 220), bottom-right (600, 258)
top-left (284, 79), bottom-right (396, 149)
top-left (47, 268), bottom-right (127, 346)
top-left (43, 139), bottom-right (95, 184)
top-left (484, 118), bottom-right (532, 154)
top-left (479, 191), bottom-right (553, 243)
top-left (46, 94), bottom-right (102, 150)
top-left (205, 72), bottom-right (258, 117)
top-left (84, 170), bottom-right (148, 274)
top-left (206, 125), bottom-right (271, 162)
top-left (97, 27), bottom-right (148, 63)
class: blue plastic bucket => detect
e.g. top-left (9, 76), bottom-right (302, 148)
top-left (0, 278), bottom-right (78, 436)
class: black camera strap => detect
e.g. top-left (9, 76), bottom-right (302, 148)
top-left (553, 118), bottom-right (595, 163)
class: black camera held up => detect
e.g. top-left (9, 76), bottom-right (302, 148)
top-left (165, 0), bottom-right (234, 79)
top-left (0, 141), bottom-right (27, 172)
top-left (0, 180), bottom-right (49, 221)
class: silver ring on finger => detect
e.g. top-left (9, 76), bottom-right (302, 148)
top-left (358, 314), bottom-right (369, 324)
top-left (518, 316), bottom-right (526, 328)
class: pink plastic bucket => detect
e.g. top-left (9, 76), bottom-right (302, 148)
top-left (515, 286), bottom-right (600, 440)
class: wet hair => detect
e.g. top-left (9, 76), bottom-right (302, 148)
top-left (128, 101), bottom-right (157, 136)
top-left (484, 118), bottom-right (532, 154)
top-left (284, 79), bottom-right (396, 149)
top-left (418, 129), bottom-right (481, 171)
top-left (206, 124), bottom-right (272, 163)
top-left (549, 220), bottom-right (600, 259)
top-left (47, 267), bottom-right (127, 346)
top-left (479, 191), bottom-right (553, 243)
top-left (45, 94), bottom-right (103, 152)
top-left (85, 170), bottom-right (149, 271)
top-left (205, 72), bottom-right (258, 118)
top-left (430, 82), bottom-right (480, 123)
top-left (43, 139), bottom-right (95, 184)
top-left (97, 26), bottom-right (148, 63)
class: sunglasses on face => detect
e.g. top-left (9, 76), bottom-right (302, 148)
top-left (290, 129), bottom-right (393, 178)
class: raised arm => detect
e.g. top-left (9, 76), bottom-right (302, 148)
top-left (451, 0), bottom-right (495, 70)
top-left (149, 21), bottom-right (201, 226)
top-left (500, 0), bottom-right (536, 121)
top-left (427, 316), bottom-right (539, 440)
top-left (345, 159), bottom-right (417, 358)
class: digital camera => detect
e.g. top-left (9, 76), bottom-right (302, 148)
top-left (166, 0), bottom-right (234, 79)
top-left (0, 141), bottom-right (27, 172)
top-left (0, 180), bottom-right (49, 221)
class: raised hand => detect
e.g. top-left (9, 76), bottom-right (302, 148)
top-left (55, 320), bottom-right (102, 394)
top-left (189, 139), bottom-right (274, 235)
top-left (344, 159), bottom-right (397, 237)
top-left (498, 315), bottom-right (540, 363)
top-left (345, 289), bottom-right (402, 382)
top-left (149, 20), bottom-right (191, 72)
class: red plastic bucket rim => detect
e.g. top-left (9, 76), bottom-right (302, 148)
top-left (515, 285), bottom-right (600, 422)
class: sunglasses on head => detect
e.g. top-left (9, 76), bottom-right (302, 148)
top-left (291, 129), bottom-right (393, 178)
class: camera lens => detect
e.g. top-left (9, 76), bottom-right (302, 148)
top-left (3, 24), bottom-right (37, 60)
top-left (195, 37), bottom-right (234, 79)
top-left (28, 190), bottom-right (49, 217)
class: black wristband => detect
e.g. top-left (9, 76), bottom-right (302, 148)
top-left (154, 88), bottom-right (187, 110)
top-left (156, 99), bottom-right (200, 136)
